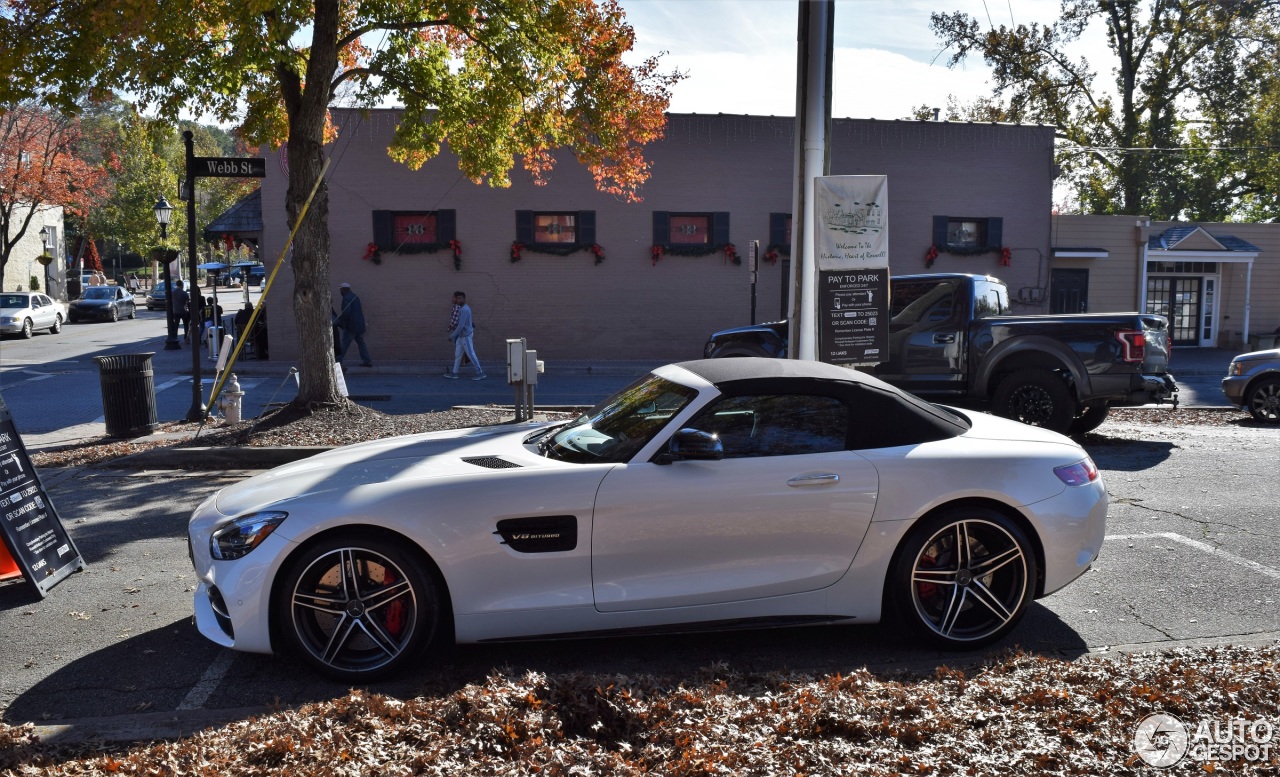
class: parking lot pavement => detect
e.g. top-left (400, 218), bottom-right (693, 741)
top-left (3, 417), bottom-right (1280, 738)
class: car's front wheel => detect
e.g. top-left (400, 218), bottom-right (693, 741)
top-left (891, 507), bottom-right (1037, 649)
top-left (274, 534), bottom-right (441, 682)
top-left (1246, 377), bottom-right (1280, 423)
top-left (109, 307), bottom-right (119, 322)
top-left (1068, 402), bottom-right (1109, 435)
top-left (49, 314), bottom-right (62, 334)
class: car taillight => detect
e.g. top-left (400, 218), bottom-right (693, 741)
top-left (1116, 329), bottom-right (1146, 363)
top-left (1054, 458), bottom-right (1099, 486)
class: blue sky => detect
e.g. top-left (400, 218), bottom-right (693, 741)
top-left (620, 0), bottom-right (1099, 119)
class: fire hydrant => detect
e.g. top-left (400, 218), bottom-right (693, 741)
top-left (222, 373), bottom-right (245, 424)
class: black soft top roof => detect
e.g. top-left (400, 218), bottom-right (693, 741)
top-left (673, 357), bottom-right (970, 447)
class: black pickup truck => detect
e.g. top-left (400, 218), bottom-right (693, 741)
top-left (703, 273), bottom-right (1177, 434)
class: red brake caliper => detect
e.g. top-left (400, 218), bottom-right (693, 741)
top-left (382, 567), bottom-right (405, 637)
top-left (917, 553), bottom-right (938, 599)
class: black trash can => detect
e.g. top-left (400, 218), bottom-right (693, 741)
top-left (94, 353), bottom-right (159, 437)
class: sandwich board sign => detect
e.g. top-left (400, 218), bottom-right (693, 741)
top-left (813, 175), bottom-right (890, 366)
top-left (0, 395), bottom-right (84, 597)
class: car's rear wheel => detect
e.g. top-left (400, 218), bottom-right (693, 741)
top-left (1246, 377), bottom-right (1280, 423)
top-left (891, 507), bottom-right (1036, 648)
top-left (991, 368), bottom-right (1076, 434)
top-left (20, 318), bottom-right (32, 338)
top-left (275, 535), bottom-right (440, 681)
top-left (49, 314), bottom-right (62, 334)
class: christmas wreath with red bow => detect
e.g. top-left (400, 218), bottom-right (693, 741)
top-left (590, 244), bottom-right (606, 265)
top-left (650, 245), bottom-right (665, 266)
top-left (510, 242), bottom-right (524, 262)
top-left (1000, 246), bottom-right (1012, 267)
top-left (722, 244), bottom-right (740, 265)
top-left (449, 239), bottom-right (462, 270)
top-left (362, 242), bottom-right (382, 265)
top-left (924, 244), bottom-right (939, 268)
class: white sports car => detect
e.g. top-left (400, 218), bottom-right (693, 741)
top-left (188, 359), bottom-right (1106, 681)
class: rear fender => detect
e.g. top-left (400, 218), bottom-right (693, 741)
top-left (975, 336), bottom-right (1089, 400)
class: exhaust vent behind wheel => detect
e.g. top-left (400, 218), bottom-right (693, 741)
top-left (463, 456), bottom-right (522, 469)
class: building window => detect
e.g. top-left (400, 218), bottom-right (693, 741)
top-left (932, 215), bottom-right (1003, 255)
top-left (372, 210), bottom-right (456, 253)
top-left (652, 212), bottom-right (731, 256)
top-left (514, 210), bottom-right (596, 255)
top-left (768, 213), bottom-right (791, 257)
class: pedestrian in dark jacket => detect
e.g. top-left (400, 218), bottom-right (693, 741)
top-left (335, 282), bottom-right (372, 367)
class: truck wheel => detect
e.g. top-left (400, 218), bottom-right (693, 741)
top-left (709, 344), bottom-right (770, 358)
top-left (1246, 377), bottom-right (1280, 423)
top-left (992, 368), bottom-right (1076, 434)
top-left (1069, 403), bottom-right (1109, 435)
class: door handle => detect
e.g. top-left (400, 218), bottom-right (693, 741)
top-left (787, 474), bottom-right (840, 487)
top-left (933, 334), bottom-right (956, 344)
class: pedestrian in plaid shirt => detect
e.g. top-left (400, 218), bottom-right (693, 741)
top-left (444, 291), bottom-right (485, 379)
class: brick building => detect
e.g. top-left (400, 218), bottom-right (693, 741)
top-left (256, 110), bottom-right (1057, 365)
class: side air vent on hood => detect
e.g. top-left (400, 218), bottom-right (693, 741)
top-left (463, 456), bottom-right (522, 469)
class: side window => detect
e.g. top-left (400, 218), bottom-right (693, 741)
top-left (973, 282), bottom-right (1007, 318)
top-left (690, 394), bottom-right (848, 458)
top-left (890, 280), bottom-right (960, 328)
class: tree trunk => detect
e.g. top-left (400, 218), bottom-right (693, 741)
top-left (284, 0), bottom-right (344, 407)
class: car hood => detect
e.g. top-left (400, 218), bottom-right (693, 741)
top-left (0, 307), bottom-right (32, 314)
top-left (1234, 348), bottom-right (1280, 361)
top-left (947, 406), bottom-right (1083, 449)
top-left (212, 422), bottom-right (562, 517)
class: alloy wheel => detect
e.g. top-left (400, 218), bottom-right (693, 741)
top-left (1248, 378), bottom-right (1280, 423)
top-left (289, 546), bottom-right (421, 676)
top-left (908, 518), bottom-right (1030, 643)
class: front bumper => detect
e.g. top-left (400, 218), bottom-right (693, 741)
top-left (70, 306), bottom-right (115, 321)
top-left (0, 319), bottom-right (27, 334)
top-left (1222, 375), bottom-right (1249, 407)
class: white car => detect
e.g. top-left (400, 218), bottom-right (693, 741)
top-left (0, 291), bottom-right (66, 337)
top-left (188, 359), bottom-right (1107, 681)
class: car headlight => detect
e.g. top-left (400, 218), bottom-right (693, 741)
top-left (210, 511), bottom-right (288, 560)
top-left (1228, 361), bottom-right (1244, 376)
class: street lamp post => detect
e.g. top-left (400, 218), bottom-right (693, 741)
top-left (154, 197), bottom-right (181, 351)
top-left (38, 227), bottom-right (52, 296)
top-left (183, 131), bottom-right (206, 422)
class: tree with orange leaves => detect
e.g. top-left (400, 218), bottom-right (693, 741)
top-left (0, 100), bottom-right (108, 294)
top-left (2, 0), bottom-right (681, 406)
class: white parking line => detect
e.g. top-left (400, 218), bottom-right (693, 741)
top-left (177, 650), bottom-right (236, 710)
top-left (1106, 532), bottom-right (1280, 581)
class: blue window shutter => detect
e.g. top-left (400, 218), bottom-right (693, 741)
top-left (769, 213), bottom-right (788, 246)
top-left (577, 211), bottom-right (596, 246)
top-left (515, 210), bottom-right (533, 243)
top-left (437, 209), bottom-right (456, 242)
top-left (653, 212), bottom-right (670, 247)
top-left (932, 215), bottom-right (949, 248)
top-left (712, 212), bottom-right (731, 246)
top-left (372, 211), bottom-right (394, 249)
top-left (986, 217), bottom-right (1003, 250)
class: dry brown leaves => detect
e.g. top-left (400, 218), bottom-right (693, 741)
top-left (2, 645), bottom-right (1279, 775)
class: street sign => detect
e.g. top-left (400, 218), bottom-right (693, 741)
top-left (0, 395), bottom-right (84, 597)
top-left (191, 157), bottom-right (267, 178)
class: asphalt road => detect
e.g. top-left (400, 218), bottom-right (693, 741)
top-left (1, 415), bottom-right (1278, 736)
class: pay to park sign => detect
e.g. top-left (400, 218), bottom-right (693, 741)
top-left (814, 175), bottom-right (890, 365)
top-left (0, 395), bottom-right (84, 597)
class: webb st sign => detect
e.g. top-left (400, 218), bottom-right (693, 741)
top-left (192, 156), bottom-right (267, 178)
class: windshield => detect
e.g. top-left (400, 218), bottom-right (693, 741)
top-left (82, 287), bottom-right (113, 300)
top-left (540, 374), bottom-right (698, 464)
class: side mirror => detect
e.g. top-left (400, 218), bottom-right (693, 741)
top-left (656, 428), bottom-right (723, 465)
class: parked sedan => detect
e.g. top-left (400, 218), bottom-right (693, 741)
top-left (0, 292), bottom-right (65, 337)
top-left (69, 285), bottom-right (136, 323)
top-left (1223, 348), bottom-right (1280, 422)
top-left (189, 358), bottom-right (1107, 681)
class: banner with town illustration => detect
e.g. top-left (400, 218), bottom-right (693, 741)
top-left (813, 175), bottom-right (888, 271)
top-left (814, 175), bottom-right (889, 365)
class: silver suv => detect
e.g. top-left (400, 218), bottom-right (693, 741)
top-left (1223, 349), bottom-right (1280, 422)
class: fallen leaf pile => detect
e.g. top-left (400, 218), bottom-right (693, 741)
top-left (2, 645), bottom-right (1278, 775)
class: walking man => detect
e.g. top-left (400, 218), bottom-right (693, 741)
top-left (172, 280), bottom-right (191, 343)
top-left (444, 291), bottom-right (485, 380)
top-left (335, 282), bottom-right (373, 367)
